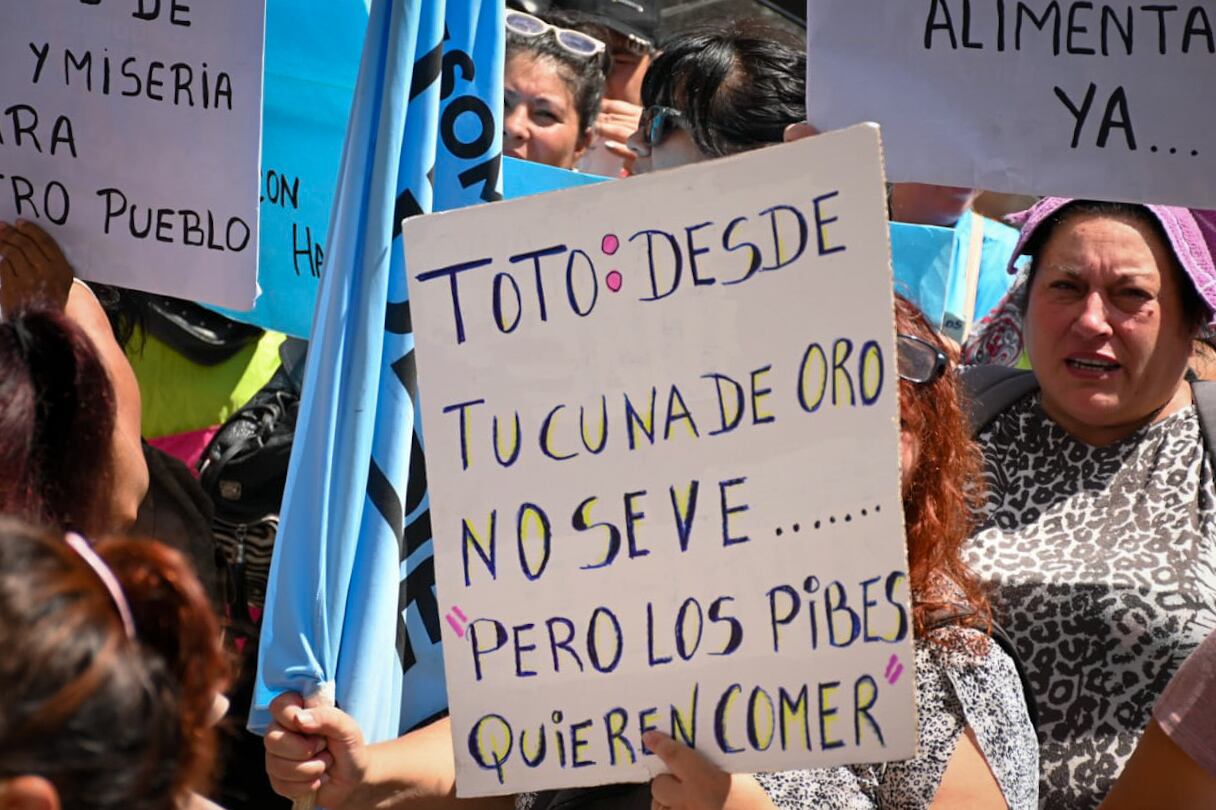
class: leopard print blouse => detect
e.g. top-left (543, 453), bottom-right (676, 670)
top-left (753, 625), bottom-right (1038, 809)
top-left (968, 395), bottom-right (1216, 808)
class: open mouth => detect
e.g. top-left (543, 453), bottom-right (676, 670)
top-left (1066, 357), bottom-right (1120, 372)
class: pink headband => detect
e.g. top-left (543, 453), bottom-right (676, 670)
top-left (65, 532), bottom-right (136, 640)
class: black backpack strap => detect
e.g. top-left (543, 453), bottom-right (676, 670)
top-left (987, 621), bottom-right (1039, 731)
top-left (1190, 380), bottom-right (1216, 467)
top-left (959, 365), bottom-right (1039, 434)
top-left (923, 605), bottom-right (1039, 733)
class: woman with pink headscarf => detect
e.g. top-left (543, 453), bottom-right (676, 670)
top-left (964, 199), bottom-right (1216, 807)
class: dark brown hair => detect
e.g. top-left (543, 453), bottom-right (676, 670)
top-left (0, 307), bottom-right (116, 535)
top-left (0, 518), bottom-right (229, 809)
top-left (895, 296), bottom-right (991, 639)
top-left (507, 11), bottom-right (606, 137)
top-left (641, 20), bottom-right (806, 158)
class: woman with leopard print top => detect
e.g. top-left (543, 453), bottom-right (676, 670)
top-left (965, 199), bottom-right (1216, 808)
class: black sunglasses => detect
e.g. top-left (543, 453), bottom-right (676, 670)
top-left (639, 104), bottom-right (689, 148)
top-left (897, 334), bottom-right (948, 384)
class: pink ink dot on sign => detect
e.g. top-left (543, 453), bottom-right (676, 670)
top-left (606, 271), bottom-right (623, 292)
top-left (601, 234), bottom-right (619, 255)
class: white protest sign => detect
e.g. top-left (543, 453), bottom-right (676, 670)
top-left (405, 124), bottom-right (917, 797)
top-left (0, 0), bottom-right (264, 309)
top-left (806, 0), bottom-right (1216, 208)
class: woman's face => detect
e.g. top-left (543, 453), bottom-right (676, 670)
top-left (1025, 212), bottom-right (1197, 445)
top-left (503, 54), bottom-right (589, 170)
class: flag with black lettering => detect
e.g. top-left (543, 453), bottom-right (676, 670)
top-left (250, 0), bottom-right (502, 742)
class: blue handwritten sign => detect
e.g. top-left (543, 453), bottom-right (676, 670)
top-left (211, 0), bottom-right (368, 336)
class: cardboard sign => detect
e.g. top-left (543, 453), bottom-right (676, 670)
top-left (0, 0), bottom-right (264, 309)
top-left (405, 125), bottom-right (917, 797)
top-left (807, 0), bottom-right (1216, 208)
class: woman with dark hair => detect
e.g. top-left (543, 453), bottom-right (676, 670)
top-left (626, 21), bottom-right (806, 174)
top-left (0, 517), bottom-right (230, 809)
top-left (0, 307), bottom-right (126, 536)
top-left (0, 219), bottom-right (148, 534)
top-left (504, 9), bottom-right (607, 169)
top-left (642, 296), bottom-right (1038, 809)
top-left (263, 297), bottom-right (1038, 810)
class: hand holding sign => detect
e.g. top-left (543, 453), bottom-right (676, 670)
top-left (647, 731), bottom-right (736, 810)
top-left (0, 220), bottom-right (74, 313)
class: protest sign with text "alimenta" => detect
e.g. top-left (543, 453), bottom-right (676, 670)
top-left (807, 0), bottom-right (1216, 208)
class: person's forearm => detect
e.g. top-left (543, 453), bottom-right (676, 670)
top-left (726, 775), bottom-right (779, 810)
top-left (1099, 721), bottom-right (1216, 810)
top-left (344, 718), bottom-right (513, 810)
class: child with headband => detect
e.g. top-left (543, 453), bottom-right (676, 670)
top-left (0, 517), bottom-right (230, 810)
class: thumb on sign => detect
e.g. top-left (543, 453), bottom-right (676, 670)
top-left (643, 732), bottom-right (777, 810)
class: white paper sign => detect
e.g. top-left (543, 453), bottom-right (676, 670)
top-left (405, 124), bottom-right (917, 797)
top-left (0, 0), bottom-right (264, 309)
top-left (807, 0), bottom-right (1216, 208)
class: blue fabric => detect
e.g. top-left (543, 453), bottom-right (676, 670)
top-left (212, 0), bottom-right (368, 338)
top-left (890, 221), bottom-right (954, 327)
top-left (890, 212), bottom-right (1019, 334)
top-left (502, 156), bottom-right (606, 196)
top-left (951, 211), bottom-right (1022, 328)
top-left (251, 0), bottom-right (503, 742)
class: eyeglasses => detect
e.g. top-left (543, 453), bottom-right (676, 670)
top-left (506, 10), bottom-right (606, 59)
top-left (639, 105), bottom-right (689, 148)
top-left (897, 334), bottom-right (948, 384)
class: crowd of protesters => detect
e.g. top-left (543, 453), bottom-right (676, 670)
top-left (1, 0), bottom-right (1214, 808)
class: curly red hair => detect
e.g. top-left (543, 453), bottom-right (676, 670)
top-left (895, 296), bottom-right (990, 640)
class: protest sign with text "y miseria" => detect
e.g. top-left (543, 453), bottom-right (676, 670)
top-left (807, 0), bottom-right (1216, 208)
top-left (0, 0), bottom-right (264, 309)
top-left (405, 124), bottom-right (916, 797)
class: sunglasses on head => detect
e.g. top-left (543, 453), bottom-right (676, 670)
top-left (639, 104), bottom-right (689, 148)
top-left (506, 10), bottom-right (606, 59)
top-left (896, 333), bottom-right (949, 384)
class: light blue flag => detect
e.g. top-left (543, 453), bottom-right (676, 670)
top-left (251, 0), bottom-right (503, 742)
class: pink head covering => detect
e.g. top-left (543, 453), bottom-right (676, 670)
top-left (1006, 197), bottom-right (1216, 325)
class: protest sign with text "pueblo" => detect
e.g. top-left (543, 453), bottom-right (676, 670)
top-left (807, 0), bottom-right (1216, 208)
top-left (404, 124), bottom-right (916, 797)
top-left (0, 0), bottom-right (263, 309)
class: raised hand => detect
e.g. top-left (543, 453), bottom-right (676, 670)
top-left (0, 220), bottom-right (74, 314)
